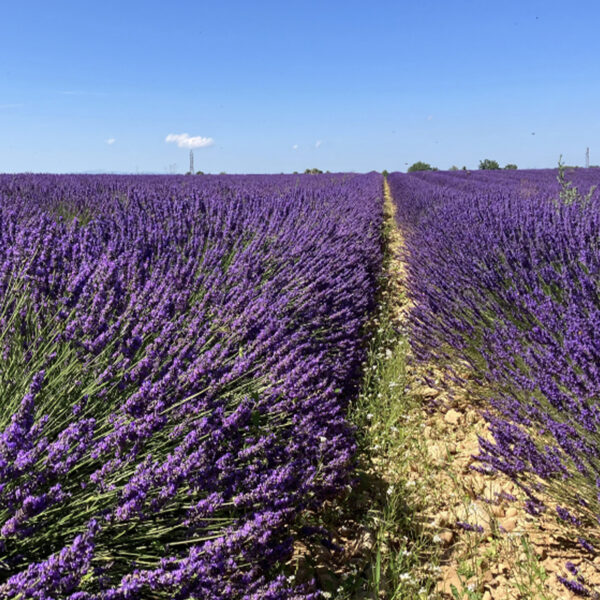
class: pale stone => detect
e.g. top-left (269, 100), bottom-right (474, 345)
top-left (415, 385), bottom-right (440, 398)
top-left (500, 517), bottom-right (518, 532)
top-left (428, 443), bottom-right (445, 462)
top-left (444, 408), bottom-right (462, 425)
top-left (436, 567), bottom-right (462, 595)
top-left (436, 510), bottom-right (450, 526)
top-left (481, 570), bottom-right (494, 584)
top-left (439, 530), bottom-right (454, 545)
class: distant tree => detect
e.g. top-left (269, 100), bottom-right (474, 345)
top-left (304, 168), bottom-right (323, 174)
top-left (449, 165), bottom-right (459, 171)
top-left (479, 159), bottom-right (500, 170)
top-left (219, 171), bottom-right (227, 175)
top-left (196, 170), bottom-right (205, 175)
top-left (382, 169), bottom-right (389, 177)
top-left (407, 161), bottom-right (433, 172)
top-left (462, 166), bottom-right (467, 171)
top-left (293, 171), bottom-right (299, 174)
top-left (504, 163), bottom-right (518, 170)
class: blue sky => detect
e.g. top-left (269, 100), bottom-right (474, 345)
top-left (2, 0), bottom-right (600, 173)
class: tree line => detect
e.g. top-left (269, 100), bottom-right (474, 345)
top-left (405, 159), bottom-right (517, 172)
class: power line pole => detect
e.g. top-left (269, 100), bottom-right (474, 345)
top-left (189, 150), bottom-right (194, 174)
top-left (586, 147), bottom-right (590, 168)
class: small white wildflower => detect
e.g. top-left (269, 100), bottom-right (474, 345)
top-left (321, 592), bottom-right (333, 599)
top-left (319, 436), bottom-right (327, 443)
top-left (390, 426), bottom-right (399, 433)
top-left (432, 534), bottom-right (442, 543)
top-left (398, 572), bottom-right (411, 581)
top-left (389, 381), bottom-right (398, 388)
top-left (406, 480), bottom-right (416, 487)
top-left (366, 413), bottom-right (374, 420)
top-left (467, 583), bottom-right (476, 592)
top-left (401, 549), bottom-right (411, 556)
top-left (387, 485), bottom-right (394, 495)
top-left (385, 349), bottom-right (393, 359)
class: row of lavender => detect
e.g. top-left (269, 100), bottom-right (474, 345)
top-left (0, 173), bottom-right (383, 599)
top-left (390, 168), bottom-right (600, 593)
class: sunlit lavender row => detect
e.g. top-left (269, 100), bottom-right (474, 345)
top-left (390, 168), bottom-right (600, 590)
top-left (0, 173), bottom-right (383, 599)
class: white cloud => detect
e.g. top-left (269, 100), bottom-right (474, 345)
top-left (292, 144), bottom-right (299, 150)
top-left (106, 138), bottom-right (116, 145)
top-left (165, 133), bottom-right (214, 149)
top-left (315, 140), bottom-right (323, 148)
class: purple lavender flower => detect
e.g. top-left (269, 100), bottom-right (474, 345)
top-left (0, 172), bottom-right (383, 597)
top-left (390, 167), bottom-right (600, 559)
top-left (455, 521), bottom-right (484, 533)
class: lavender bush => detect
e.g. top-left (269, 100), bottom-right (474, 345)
top-left (390, 168), bottom-right (600, 570)
top-left (0, 173), bottom-right (383, 598)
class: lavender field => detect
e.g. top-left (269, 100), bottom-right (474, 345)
top-left (0, 173), bottom-right (383, 599)
top-left (390, 168), bottom-right (600, 596)
top-left (4, 167), bottom-right (600, 598)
